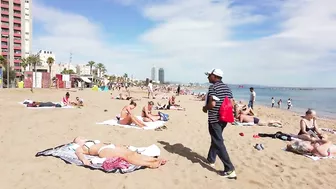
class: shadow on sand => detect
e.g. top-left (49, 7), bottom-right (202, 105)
top-left (158, 141), bottom-right (217, 173)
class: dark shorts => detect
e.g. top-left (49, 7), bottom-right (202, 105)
top-left (253, 117), bottom-right (259, 124)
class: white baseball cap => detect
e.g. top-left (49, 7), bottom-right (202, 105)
top-left (205, 69), bottom-right (223, 78)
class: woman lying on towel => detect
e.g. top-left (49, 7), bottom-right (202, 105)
top-left (238, 114), bottom-right (282, 127)
top-left (167, 95), bottom-right (185, 110)
top-left (141, 101), bottom-right (161, 122)
top-left (115, 93), bottom-right (140, 101)
top-left (119, 100), bottom-right (146, 127)
top-left (26, 101), bottom-right (61, 108)
top-left (72, 136), bottom-right (166, 168)
top-left (297, 109), bottom-right (327, 141)
top-left (287, 139), bottom-right (336, 157)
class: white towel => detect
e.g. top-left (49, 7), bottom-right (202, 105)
top-left (304, 154), bottom-right (336, 161)
top-left (90, 144), bottom-right (161, 164)
top-left (96, 116), bottom-right (165, 130)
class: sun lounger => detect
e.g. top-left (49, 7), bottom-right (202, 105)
top-left (96, 116), bottom-right (166, 130)
top-left (35, 143), bottom-right (161, 173)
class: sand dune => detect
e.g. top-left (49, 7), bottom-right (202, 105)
top-left (0, 88), bottom-right (335, 189)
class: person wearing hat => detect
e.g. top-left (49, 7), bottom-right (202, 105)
top-left (202, 68), bottom-right (237, 179)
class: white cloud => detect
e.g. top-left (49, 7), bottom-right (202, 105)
top-left (33, 0), bottom-right (336, 87)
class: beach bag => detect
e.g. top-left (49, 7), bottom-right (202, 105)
top-left (219, 97), bottom-right (234, 123)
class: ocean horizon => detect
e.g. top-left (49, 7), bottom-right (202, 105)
top-left (193, 87), bottom-right (336, 119)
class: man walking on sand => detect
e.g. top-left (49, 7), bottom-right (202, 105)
top-left (148, 80), bottom-right (154, 99)
top-left (202, 69), bottom-right (237, 179)
top-left (248, 87), bottom-right (256, 109)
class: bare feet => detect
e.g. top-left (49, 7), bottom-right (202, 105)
top-left (149, 159), bottom-right (167, 169)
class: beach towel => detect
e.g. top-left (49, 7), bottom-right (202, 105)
top-left (19, 100), bottom-right (74, 109)
top-left (96, 116), bottom-right (166, 130)
top-left (35, 143), bottom-right (161, 173)
top-left (232, 121), bottom-right (255, 126)
top-left (304, 154), bottom-right (336, 161)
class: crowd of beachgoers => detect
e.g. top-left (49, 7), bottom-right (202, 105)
top-left (1, 79), bottom-right (336, 189)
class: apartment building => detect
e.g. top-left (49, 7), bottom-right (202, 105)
top-left (1, 0), bottom-right (32, 76)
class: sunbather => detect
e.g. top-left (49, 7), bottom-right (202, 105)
top-left (287, 139), bottom-right (336, 157)
top-left (142, 101), bottom-right (161, 122)
top-left (238, 114), bottom-right (282, 127)
top-left (115, 93), bottom-right (140, 101)
top-left (26, 101), bottom-right (61, 107)
top-left (72, 136), bottom-right (166, 168)
top-left (297, 109), bottom-right (327, 141)
top-left (167, 95), bottom-right (185, 110)
top-left (118, 100), bottom-right (146, 127)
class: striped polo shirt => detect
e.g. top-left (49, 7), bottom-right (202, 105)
top-left (207, 81), bottom-right (233, 123)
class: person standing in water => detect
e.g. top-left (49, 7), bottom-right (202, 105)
top-left (278, 99), bottom-right (282, 108)
top-left (271, 97), bottom-right (275, 108)
top-left (287, 98), bottom-right (292, 110)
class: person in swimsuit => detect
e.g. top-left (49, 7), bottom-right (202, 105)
top-left (141, 101), bottom-right (161, 122)
top-left (119, 100), bottom-right (146, 127)
top-left (287, 139), bottom-right (336, 157)
top-left (167, 95), bottom-right (185, 110)
top-left (72, 136), bottom-right (166, 168)
top-left (298, 109), bottom-right (327, 141)
top-left (62, 92), bottom-right (71, 106)
top-left (237, 114), bottom-right (282, 127)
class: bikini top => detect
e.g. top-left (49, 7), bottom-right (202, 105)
top-left (70, 140), bottom-right (101, 152)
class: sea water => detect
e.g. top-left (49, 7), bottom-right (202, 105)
top-left (193, 87), bottom-right (336, 119)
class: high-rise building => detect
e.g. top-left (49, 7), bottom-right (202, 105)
top-left (158, 68), bottom-right (164, 84)
top-left (1, 0), bottom-right (33, 76)
top-left (151, 66), bottom-right (156, 81)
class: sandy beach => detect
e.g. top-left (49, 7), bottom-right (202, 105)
top-left (1, 88), bottom-right (336, 189)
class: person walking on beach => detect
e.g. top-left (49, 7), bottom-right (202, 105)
top-left (278, 99), bottom-right (282, 108)
top-left (248, 87), bottom-right (256, 109)
top-left (148, 80), bottom-right (154, 99)
top-left (202, 68), bottom-right (237, 179)
top-left (176, 85), bottom-right (181, 96)
top-left (287, 98), bottom-right (292, 110)
top-left (271, 97), bottom-right (275, 108)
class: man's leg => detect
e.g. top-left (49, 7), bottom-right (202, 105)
top-left (211, 122), bottom-right (235, 172)
top-left (207, 123), bottom-right (218, 164)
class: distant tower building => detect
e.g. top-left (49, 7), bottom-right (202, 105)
top-left (158, 68), bottom-right (164, 84)
top-left (151, 66), bottom-right (156, 81)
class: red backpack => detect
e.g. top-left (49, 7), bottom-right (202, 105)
top-left (219, 97), bottom-right (234, 123)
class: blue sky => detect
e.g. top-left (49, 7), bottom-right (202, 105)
top-left (32, 0), bottom-right (336, 87)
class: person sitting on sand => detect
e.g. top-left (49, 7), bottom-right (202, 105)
top-left (72, 97), bottom-right (84, 107)
top-left (238, 114), bottom-right (282, 127)
top-left (167, 95), bottom-right (185, 110)
top-left (297, 109), bottom-right (327, 141)
top-left (287, 139), bottom-right (336, 157)
top-left (141, 101), bottom-right (161, 122)
top-left (62, 92), bottom-right (71, 106)
top-left (118, 100), bottom-right (146, 128)
top-left (72, 136), bottom-right (166, 168)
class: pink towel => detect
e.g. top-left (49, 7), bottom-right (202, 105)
top-left (102, 157), bottom-right (131, 170)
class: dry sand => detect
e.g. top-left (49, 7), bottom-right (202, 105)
top-left (1, 88), bottom-right (336, 189)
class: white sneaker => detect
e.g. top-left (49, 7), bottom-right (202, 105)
top-left (221, 170), bottom-right (237, 180)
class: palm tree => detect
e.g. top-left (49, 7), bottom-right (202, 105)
top-left (27, 55), bottom-right (41, 92)
top-left (46, 57), bottom-right (55, 88)
top-left (86, 61), bottom-right (95, 75)
top-left (95, 63), bottom-right (105, 77)
top-left (20, 58), bottom-right (28, 73)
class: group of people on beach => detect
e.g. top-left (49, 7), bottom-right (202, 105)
top-left (33, 69), bottom-right (335, 180)
top-left (271, 97), bottom-right (292, 109)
